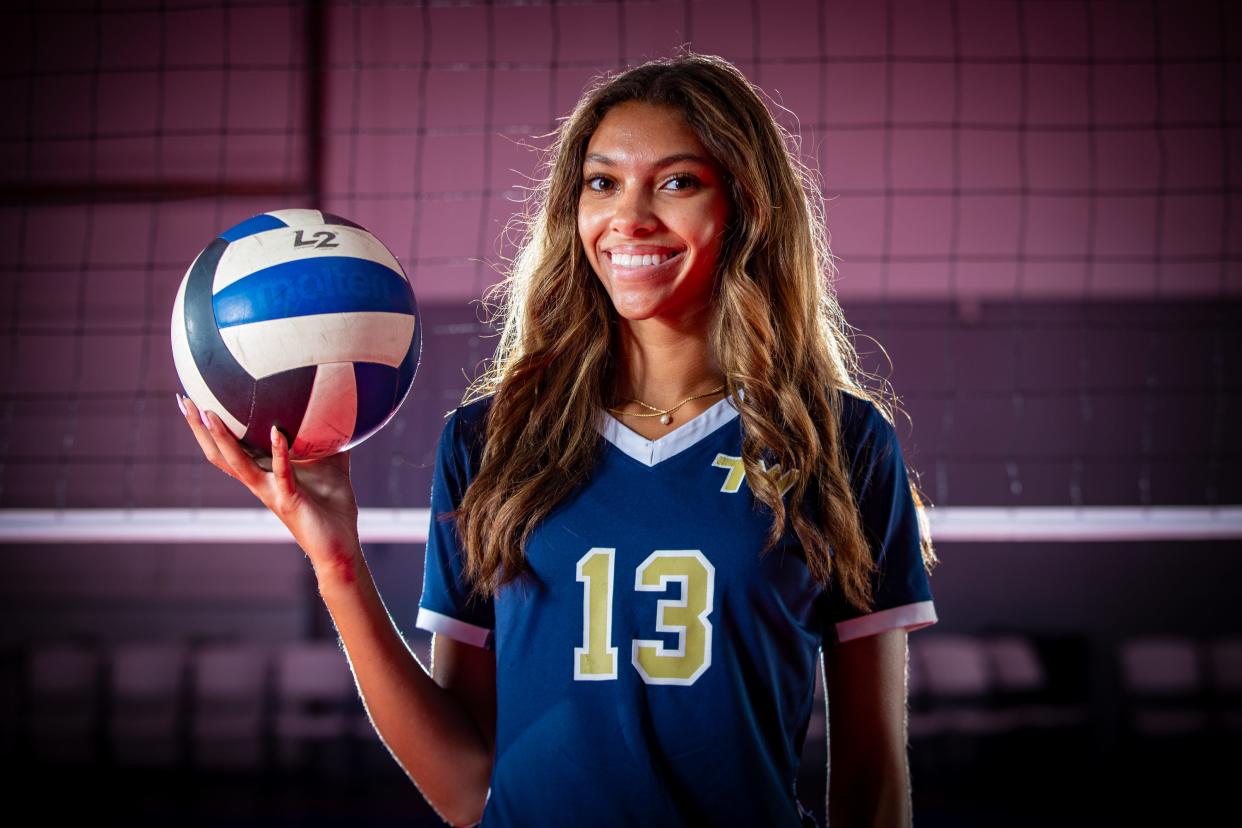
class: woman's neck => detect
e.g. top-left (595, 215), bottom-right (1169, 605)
top-left (612, 316), bottom-right (725, 408)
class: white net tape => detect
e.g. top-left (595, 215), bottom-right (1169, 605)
top-left (2, 506), bottom-right (1238, 544)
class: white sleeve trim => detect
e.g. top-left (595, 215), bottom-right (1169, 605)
top-left (835, 599), bottom-right (938, 644)
top-left (415, 606), bottom-right (494, 650)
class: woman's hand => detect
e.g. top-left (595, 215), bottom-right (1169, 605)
top-left (177, 393), bottom-right (362, 582)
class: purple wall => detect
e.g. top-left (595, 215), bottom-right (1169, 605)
top-left (0, 0), bottom-right (1236, 624)
top-left (0, 0), bottom-right (1237, 638)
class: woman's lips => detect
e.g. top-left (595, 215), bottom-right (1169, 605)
top-left (605, 249), bottom-right (685, 281)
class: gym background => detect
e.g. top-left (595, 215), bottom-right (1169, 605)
top-left (0, 1), bottom-right (1238, 825)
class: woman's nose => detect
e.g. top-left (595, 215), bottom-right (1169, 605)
top-left (609, 188), bottom-right (658, 235)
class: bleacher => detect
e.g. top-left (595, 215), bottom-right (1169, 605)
top-left (5, 631), bottom-right (1235, 825)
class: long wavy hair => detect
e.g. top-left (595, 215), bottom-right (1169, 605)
top-left (447, 51), bottom-right (938, 617)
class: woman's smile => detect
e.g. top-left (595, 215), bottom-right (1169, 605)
top-left (605, 248), bottom-right (686, 282)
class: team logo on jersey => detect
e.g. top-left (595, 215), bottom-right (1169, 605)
top-left (710, 453), bottom-right (797, 497)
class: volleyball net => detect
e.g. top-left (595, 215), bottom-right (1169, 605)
top-left (0, 0), bottom-right (1237, 546)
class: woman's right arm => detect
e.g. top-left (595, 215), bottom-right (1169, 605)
top-left (318, 548), bottom-right (495, 828)
top-left (177, 395), bottom-right (493, 828)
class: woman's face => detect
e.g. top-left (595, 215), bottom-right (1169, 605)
top-left (578, 100), bottom-right (732, 326)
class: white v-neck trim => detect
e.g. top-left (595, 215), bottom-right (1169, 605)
top-left (595, 387), bottom-right (744, 468)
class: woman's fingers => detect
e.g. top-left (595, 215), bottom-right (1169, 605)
top-left (179, 395), bottom-right (265, 490)
top-left (269, 425), bottom-right (297, 498)
top-left (200, 409), bottom-right (267, 489)
top-left (180, 395), bottom-right (235, 477)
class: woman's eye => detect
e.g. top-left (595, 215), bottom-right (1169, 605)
top-left (582, 173), bottom-right (699, 193)
top-left (665, 174), bottom-right (700, 191)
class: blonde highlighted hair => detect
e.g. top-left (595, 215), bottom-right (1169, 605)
top-left (448, 50), bottom-right (938, 617)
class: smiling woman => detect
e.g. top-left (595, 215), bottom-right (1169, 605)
top-left (179, 49), bottom-right (938, 828)
top-left (414, 51), bottom-right (939, 827)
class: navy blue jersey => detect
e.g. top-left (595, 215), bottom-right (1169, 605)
top-left (416, 388), bottom-right (937, 827)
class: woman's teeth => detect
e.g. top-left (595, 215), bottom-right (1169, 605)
top-left (610, 250), bottom-right (681, 268)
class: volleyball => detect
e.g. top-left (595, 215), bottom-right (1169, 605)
top-left (170, 209), bottom-right (421, 461)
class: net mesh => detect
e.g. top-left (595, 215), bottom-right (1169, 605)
top-left (0, 0), bottom-right (1237, 533)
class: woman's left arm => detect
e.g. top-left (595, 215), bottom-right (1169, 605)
top-left (822, 627), bottom-right (912, 828)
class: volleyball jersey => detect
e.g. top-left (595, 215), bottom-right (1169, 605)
top-left (415, 389), bottom-right (938, 827)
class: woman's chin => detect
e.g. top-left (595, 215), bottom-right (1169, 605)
top-left (609, 298), bottom-right (713, 328)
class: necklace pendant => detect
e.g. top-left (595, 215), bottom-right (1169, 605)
top-left (660, 413), bottom-right (672, 425)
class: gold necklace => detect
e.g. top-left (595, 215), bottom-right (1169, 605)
top-left (605, 384), bottom-right (726, 426)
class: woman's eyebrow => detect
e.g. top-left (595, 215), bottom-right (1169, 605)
top-left (584, 152), bottom-right (712, 168)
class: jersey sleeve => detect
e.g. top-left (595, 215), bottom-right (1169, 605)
top-left (821, 399), bottom-right (938, 645)
top-left (414, 408), bottom-right (496, 650)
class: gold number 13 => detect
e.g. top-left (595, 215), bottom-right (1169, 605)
top-left (575, 548), bottom-right (715, 686)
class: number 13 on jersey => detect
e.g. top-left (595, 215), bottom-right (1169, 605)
top-left (575, 547), bottom-right (715, 686)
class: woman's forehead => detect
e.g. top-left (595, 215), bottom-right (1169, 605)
top-left (590, 103), bottom-right (697, 145)
top-left (584, 104), bottom-right (717, 170)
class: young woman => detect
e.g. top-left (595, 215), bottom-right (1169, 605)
top-left (179, 52), bottom-right (938, 828)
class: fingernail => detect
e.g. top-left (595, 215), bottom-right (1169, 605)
top-left (200, 408), bottom-right (212, 429)
top-left (270, 424), bottom-right (280, 446)
top-left (176, 394), bottom-right (186, 416)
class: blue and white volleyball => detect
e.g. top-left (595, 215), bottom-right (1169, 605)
top-left (170, 209), bottom-right (421, 461)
